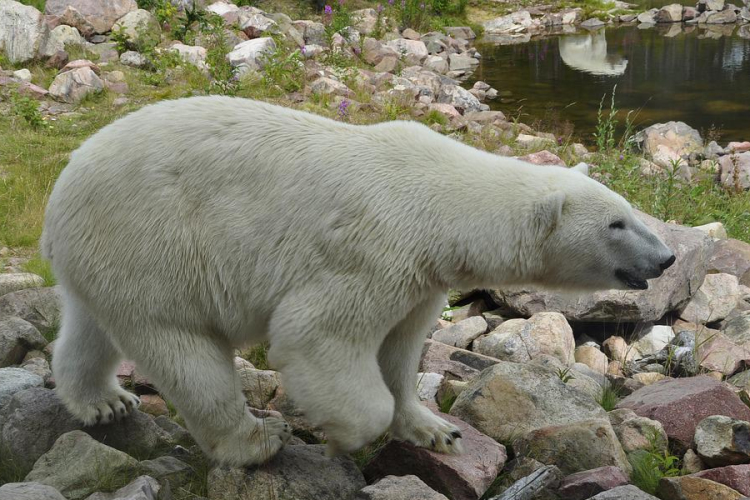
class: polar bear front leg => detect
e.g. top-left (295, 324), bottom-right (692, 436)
top-left (115, 329), bottom-right (291, 466)
top-left (378, 294), bottom-right (464, 454)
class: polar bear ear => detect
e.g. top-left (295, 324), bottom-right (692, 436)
top-left (571, 162), bottom-right (590, 176)
top-left (533, 191), bottom-right (566, 237)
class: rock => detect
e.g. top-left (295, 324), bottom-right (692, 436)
top-left (632, 372), bottom-right (668, 385)
top-left (120, 50), bottom-right (148, 68)
top-left (0, 367), bottom-right (43, 406)
top-left (490, 211), bottom-right (712, 322)
top-left (473, 318), bottom-right (540, 363)
top-left (85, 409), bottom-right (174, 459)
top-left (638, 9), bottom-right (659, 23)
top-left (706, 0), bottom-right (726, 9)
top-left (694, 330), bottom-right (750, 376)
top-left (139, 456), bottom-right (193, 488)
top-left (694, 415), bottom-right (750, 467)
top-left (724, 312), bottom-right (750, 346)
top-left (657, 4), bottom-right (684, 22)
top-left (450, 360), bottom-right (607, 442)
top-left (0, 316), bottom-right (47, 367)
top-left (444, 27), bottom-right (475, 40)
top-left (138, 394), bottom-right (168, 416)
top-left (514, 419), bottom-right (631, 475)
top-left (85, 476), bottom-right (160, 500)
top-left (25, 431), bottom-right (138, 500)
top-left (292, 20), bottom-right (325, 45)
top-left (207, 444), bottom-right (365, 500)
top-left (416, 372), bottom-right (444, 401)
top-left (589, 485), bottom-right (660, 499)
top-left (21, 356), bottom-right (52, 382)
top-left (728, 142), bottom-right (750, 154)
top-left (431, 316), bottom-right (487, 349)
top-left (226, 37), bottom-right (276, 73)
top-left (310, 77), bottom-right (353, 97)
top-left (13, 68), bottom-right (31, 81)
top-left (581, 18), bottom-right (606, 28)
top-left (356, 475), bottom-right (449, 499)
top-left (718, 152), bottom-right (750, 191)
top-left (153, 415), bottom-right (191, 443)
top-left (447, 53), bottom-right (478, 72)
top-left (633, 325), bottom-right (675, 356)
top-left (603, 336), bottom-right (638, 363)
top-left (0, 0), bottom-right (50, 64)
top-left (205, 1), bottom-right (239, 25)
top-left (240, 13), bottom-right (278, 39)
top-left (364, 411), bottom-right (506, 500)
top-left (494, 464), bottom-right (562, 500)
top-left (517, 150), bottom-right (566, 166)
top-left (692, 465), bottom-right (750, 496)
top-left (39, 25), bottom-right (83, 57)
top-left (709, 239), bottom-right (750, 279)
top-left (680, 273), bottom-right (740, 324)
top-left (635, 122), bottom-right (703, 159)
top-left (705, 9), bottom-right (738, 22)
top-left (610, 411), bottom-right (668, 454)
top-left (695, 222), bottom-right (728, 239)
top-left (557, 466), bottom-right (630, 500)
top-left (112, 9), bottom-right (159, 48)
top-left (574, 346), bottom-right (608, 374)
top-left (483, 11), bottom-right (535, 34)
top-left (617, 376), bottom-right (750, 451)
top-left (48, 66), bottom-right (104, 103)
top-left (45, 0), bottom-right (138, 37)
top-left (436, 85), bottom-right (482, 114)
top-left (351, 8), bottom-right (378, 35)
top-left (682, 449), bottom-right (706, 474)
top-left (419, 339), bottom-right (495, 381)
top-left (0, 482), bottom-right (65, 500)
top-left (423, 55), bottom-right (449, 74)
top-left (657, 476), bottom-right (744, 500)
top-left (384, 38), bottom-right (429, 65)
top-left (235, 362), bottom-right (280, 408)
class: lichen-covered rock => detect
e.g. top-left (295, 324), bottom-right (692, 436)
top-left (356, 475), bottom-right (449, 499)
top-left (25, 431), bottom-right (139, 500)
top-left (694, 415), bottom-right (750, 467)
top-left (657, 476), bottom-right (744, 500)
top-left (450, 360), bottom-right (607, 442)
top-left (0, 0), bottom-right (50, 63)
top-left (0, 482), bottom-right (65, 500)
top-left (514, 419), bottom-right (632, 475)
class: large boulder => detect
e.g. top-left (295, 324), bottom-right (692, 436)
top-left (0, 287), bottom-right (61, 335)
top-left (634, 121), bottom-right (703, 160)
top-left (207, 444), bottom-right (365, 500)
top-left (0, 482), bottom-right (65, 500)
top-left (0, 272), bottom-right (44, 297)
top-left (436, 85), bottom-right (483, 114)
top-left (693, 465), bottom-right (750, 496)
top-left (0, 367), bottom-right (43, 407)
top-left (708, 239), bottom-right (750, 279)
top-left (657, 476), bottom-right (744, 500)
top-left (111, 9), bottom-right (160, 48)
top-left (694, 415), bottom-right (750, 467)
top-left (0, 0), bottom-right (50, 64)
top-left (557, 466), bottom-right (630, 499)
top-left (25, 431), bottom-right (139, 500)
top-left (514, 419), bottom-right (632, 475)
top-left (39, 25), bottom-right (84, 58)
top-left (449, 360), bottom-right (607, 442)
top-left (364, 411), bottom-right (507, 500)
top-left (656, 3), bottom-right (684, 22)
top-left (432, 316), bottom-right (487, 349)
top-left (490, 212), bottom-right (712, 322)
top-left (0, 316), bottom-right (47, 367)
top-left (45, 0), bottom-right (138, 37)
top-left (679, 273), bottom-right (741, 324)
top-left (617, 376), bottom-right (750, 451)
top-left (226, 37), bottom-right (276, 74)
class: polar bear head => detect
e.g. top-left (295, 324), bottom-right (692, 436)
top-left (529, 163), bottom-right (675, 291)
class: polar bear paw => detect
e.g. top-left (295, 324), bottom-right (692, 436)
top-left (391, 404), bottom-right (464, 454)
top-left (212, 415), bottom-right (293, 466)
top-left (65, 387), bottom-right (141, 426)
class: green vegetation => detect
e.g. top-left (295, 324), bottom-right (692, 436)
top-left (628, 433), bottom-right (682, 495)
top-left (241, 342), bottom-right (272, 370)
top-left (19, 0), bottom-right (45, 10)
top-left (557, 367), bottom-right (575, 383)
top-left (595, 383), bottom-right (620, 411)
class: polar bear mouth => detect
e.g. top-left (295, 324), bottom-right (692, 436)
top-left (615, 269), bottom-right (648, 290)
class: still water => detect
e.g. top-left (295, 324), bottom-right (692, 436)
top-left (472, 25), bottom-right (750, 143)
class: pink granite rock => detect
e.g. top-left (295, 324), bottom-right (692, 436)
top-left (518, 150), bottom-right (566, 166)
top-left (557, 466), bottom-right (630, 500)
top-left (694, 464), bottom-right (750, 496)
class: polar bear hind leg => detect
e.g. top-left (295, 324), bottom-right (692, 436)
top-left (112, 326), bottom-right (292, 466)
top-left (379, 294), bottom-right (463, 454)
top-left (52, 289), bottom-right (140, 426)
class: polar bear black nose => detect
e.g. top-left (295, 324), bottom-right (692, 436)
top-left (660, 255), bottom-right (676, 271)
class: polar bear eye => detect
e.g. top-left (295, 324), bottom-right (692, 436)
top-left (610, 220), bottom-right (625, 230)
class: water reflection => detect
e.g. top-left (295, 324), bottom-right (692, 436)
top-left (472, 25), bottom-right (750, 142)
top-left (559, 31), bottom-right (629, 76)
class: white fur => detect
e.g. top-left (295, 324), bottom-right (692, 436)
top-left (41, 96), bottom-right (672, 465)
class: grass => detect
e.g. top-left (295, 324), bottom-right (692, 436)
top-left (241, 342), bottom-right (272, 370)
top-left (628, 432), bottom-right (682, 495)
top-left (351, 433), bottom-right (389, 470)
top-left (595, 382), bottom-right (620, 411)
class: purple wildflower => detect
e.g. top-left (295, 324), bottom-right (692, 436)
top-left (388, 0), bottom-right (394, 5)
top-left (324, 4), bottom-right (332, 14)
top-left (338, 99), bottom-right (350, 118)
top-left (301, 45), bottom-right (307, 56)
top-left (557, 137), bottom-right (563, 145)
top-left (420, 2), bottom-right (425, 8)
top-left (377, 3), bottom-right (383, 12)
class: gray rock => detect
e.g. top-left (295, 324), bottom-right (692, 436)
top-left (0, 482), bottom-right (65, 500)
top-left (291, 20), bottom-right (325, 45)
top-left (493, 465), bottom-right (562, 500)
top-left (637, 8), bottom-right (659, 23)
top-left (39, 25), bottom-right (84, 57)
top-left (25, 431), bottom-right (139, 500)
top-left (226, 37), bottom-right (276, 74)
top-left (139, 456), bottom-right (193, 489)
top-left (153, 415), bottom-right (192, 443)
top-left (680, 273), bottom-right (741, 324)
top-left (0, 286), bottom-right (60, 337)
top-left (48, 65), bottom-right (104, 102)
top-left (44, 0), bottom-right (138, 37)
top-left (447, 53), bottom-right (478, 72)
top-left (0, 272), bottom-right (44, 296)
top-left (490, 212), bottom-right (712, 322)
top-left (694, 415), bottom-right (750, 467)
top-left (309, 77), bottom-right (353, 97)
top-left (436, 85), bottom-right (482, 114)
top-left (705, 8), bottom-right (738, 22)
top-left (0, 316), bottom-right (47, 367)
top-left (724, 312), bottom-right (750, 347)
top-left (85, 409), bottom-right (175, 460)
top-left (21, 356), bottom-right (53, 382)
top-left (0, 367), bottom-right (43, 407)
top-left (514, 419), bottom-right (632, 475)
top-left (119, 50), bottom-right (148, 68)
top-left (581, 17), bottom-right (606, 28)
top-left (473, 318), bottom-right (540, 362)
top-left (719, 152), bottom-right (750, 191)
top-left (112, 9), bottom-right (159, 48)
top-left (0, 0), bottom-right (50, 64)
top-left (635, 121), bottom-right (703, 158)
top-left (557, 466), bottom-right (630, 500)
top-left (587, 485), bottom-right (660, 499)
top-left (610, 411), bottom-right (668, 454)
top-left (432, 316), bottom-right (487, 349)
top-left (449, 360), bottom-right (606, 442)
top-left (207, 444), bottom-right (365, 499)
top-left (85, 475), bottom-right (160, 500)
top-left (356, 475), bottom-right (449, 499)
top-left (240, 13), bottom-right (278, 38)
top-left (657, 4), bottom-right (684, 22)
top-left (384, 38), bottom-right (429, 65)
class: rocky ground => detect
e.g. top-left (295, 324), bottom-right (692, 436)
top-left (2, 0), bottom-right (750, 499)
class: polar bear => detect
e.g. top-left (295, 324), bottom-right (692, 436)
top-left (41, 96), bottom-right (675, 466)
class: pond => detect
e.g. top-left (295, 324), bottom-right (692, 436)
top-left (471, 24), bottom-right (750, 144)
